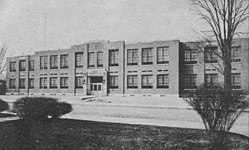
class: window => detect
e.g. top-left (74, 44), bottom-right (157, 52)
top-left (142, 48), bottom-right (153, 65)
top-left (88, 52), bottom-right (95, 68)
top-left (60, 54), bottom-right (69, 68)
top-left (60, 77), bottom-right (68, 88)
top-left (184, 74), bottom-right (197, 89)
top-left (10, 79), bottom-right (16, 88)
top-left (231, 46), bottom-right (241, 62)
top-left (109, 49), bottom-right (118, 66)
top-left (29, 60), bottom-right (34, 71)
top-left (157, 47), bottom-right (169, 64)
top-left (204, 47), bottom-right (218, 63)
top-left (50, 77), bottom-right (58, 88)
top-left (157, 74), bottom-right (169, 88)
top-left (40, 77), bottom-right (47, 88)
top-left (127, 49), bottom-right (138, 65)
top-left (231, 73), bottom-right (241, 89)
top-left (97, 52), bottom-right (103, 67)
top-left (205, 74), bottom-right (218, 86)
top-left (75, 52), bottom-right (83, 68)
top-left (184, 49), bottom-right (197, 63)
top-left (19, 60), bottom-right (26, 71)
top-left (75, 76), bottom-right (83, 88)
top-left (109, 76), bottom-right (118, 89)
top-left (10, 62), bottom-right (16, 72)
top-left (29, 78), bottom-right (34, 89)
top-left (142, 75), bottom-right (153, 89)
top-left (40, 56), bottom-right (48, 69)
top-left (50, 55), bottom-right (58, 69)
top-left (19, 78), bottom-right (25, 89)
top-left (127, 75), bottom-right (138, 89)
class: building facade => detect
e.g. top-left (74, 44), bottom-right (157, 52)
top-left (5, 38), bottom-right (249, 96)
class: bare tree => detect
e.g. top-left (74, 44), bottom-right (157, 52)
top-left (191, 0), bottom-right (249, 89)
top-left (0, 44), bottom-right (8, 77)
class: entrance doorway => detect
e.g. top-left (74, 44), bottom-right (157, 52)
top-left (89, 77), bottom-right (103, 95)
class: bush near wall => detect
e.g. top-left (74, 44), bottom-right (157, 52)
top-left (13, 97), bottom-right (72, 121)
top-left (0, 99), bottom-right (9, 112)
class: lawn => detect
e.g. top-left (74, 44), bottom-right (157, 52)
top-left (0, 119), bottom-right (248, 150)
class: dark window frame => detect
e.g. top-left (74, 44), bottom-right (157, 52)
top-left (142, 48), bottom-right (153, 65)
top-left (205, 73), bottom-right (218, 87)
top-left (40, 56), bottom-right (48, 69)
top-left (109, 75), bottom-right (118, 89)
top-left (50, 77), bottom-right (58, 89)
top-left (29, 78), bottom-right (34, 89)
top-left (50, 55), bottom-right (58, 69)
top-left (142, 74), bottom-right (153, 89)
top-left (10, 62), bottom-right (16, 72)
top-left (127, 49), bottom-right (138, 65)
top-left (204, 46), bottom-right (218, 63)
top-left (60, 77), bottom-right (69, 88)
top-left (231, 46), bottom-right (241, 62)
top-left (29, 60), bottom-right (34, 71)
top-left (40, 77), bottom-right (48, 89)
top-left (19, 60), bottom-right (26, 71)
top-left (97, 51), bottom-right (103, 67)
top-left (184, 49), bottom-right (197, 64)
top-left (127, 75), bottom-right (138, 89)
top-left (231, 73), bottom-right (241, 89)
top-left (19, 78), bottom-right (25, 89)
top-left (109, 49), bottom-right (119, 66)
top-left (88, 52), bottom-right (95, 68)
top-left (75, 76), bottom-right (83, 88)
top-left (183, 74), bottom-right (197, 89)
top-left (157, 47), bottom-right (169, 64)
top-left (60, 54), bottom-right (69, 69)
top-left (157, 74), bottom-right (169, 89)
top-left (75, 52), bottom-right (83, 68)
top-left (9, 79), bottom-right (16, 89)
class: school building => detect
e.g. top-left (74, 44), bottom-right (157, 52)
top-left (5, 38), bottom-right (249, 96)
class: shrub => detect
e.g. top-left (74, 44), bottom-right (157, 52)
top-left (184, 84), bottom-right (249, 150)
top-left (13, 97), bottom-right (73, 121)
top-left (0, 99), bottom-right (9, 112)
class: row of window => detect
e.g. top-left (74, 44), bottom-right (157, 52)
top-left (125, 74), bottom-right (169, 89)
top-left (184, 46), bottom-right (241, 63)
top-left (10, 60), bottom-right (34, 72)
top-left (183, 73), bottom-right (241, 89)
top-left (127, 47), bottom-right (169, 65)
top-left (9, 77), bottom-right (84, 89)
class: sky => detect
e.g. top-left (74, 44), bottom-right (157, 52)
top-left (0, 0), bottom-right (248, 57)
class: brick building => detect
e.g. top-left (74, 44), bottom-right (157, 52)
top-left (5, 38), bottom-right (249, 96)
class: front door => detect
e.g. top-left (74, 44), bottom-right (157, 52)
top-left (89, 77), bottom-right (103, 95)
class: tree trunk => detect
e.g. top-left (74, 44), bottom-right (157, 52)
top-left (223, 42), bottom-right (232, 91)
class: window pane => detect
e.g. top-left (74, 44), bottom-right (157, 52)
top-left (142, 75), bottom-right (153, 88)
top-left (50, 55), bottom-right (58, 69)
top-left (60, 77), bottom-right (68, 88)
top-left (127, 49), bottom-right (138, 65)
top-left (40, 56), bottom-right (48, 69)
top-left (76, 76), bottom-right (83, 88)
top-left (231, 73), bottom-right (241, 88)
top-left (40, 77), bottom-right (47, 88)
top-left (29, 78), bottom-right (34, 88)
top-left (142, 48), bottom-right (153, 65)
top-left (109, 49), bottom-right (118, 66)
top-left (109, 76), bottom-right (118, 88)
top-left (88, 52), bottom-right (95, 67)
top-left (60, 54), bottom-right (69, 68)
top-left (19, 60), bottom-right (26, 71)
top-left (157, 47), bottom-right (169, 64)
top-left (157, 74), bottom-right (169, 88)
top-left (19, 78), bottom-right (25, 89)
top-left (50, 77), bottom-right (57, 88)
top-left (29, 60), bottom-right (34, 71)
top-left (10, 62), bottom-right (16, 71)
top-left (97, 52), bottom-right (103, 67)
top-left (127, 75), bottom-right (138, 88)
top-left (75, 52), bottom-right (83, 67)
top-left (10, 79), bottom-right (16, 88)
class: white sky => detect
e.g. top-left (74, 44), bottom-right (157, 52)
top-left (0, 0), bottom-right (248, 57)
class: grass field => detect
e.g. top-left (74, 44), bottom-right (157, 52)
top-left (0, 119), bottom-right (248, 150)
